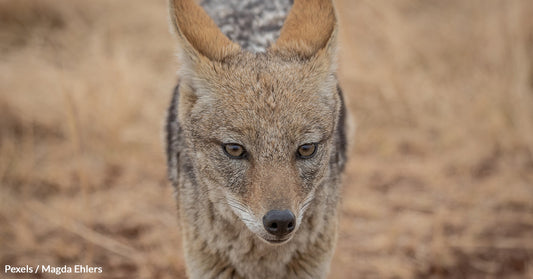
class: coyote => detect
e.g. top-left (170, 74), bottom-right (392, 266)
top-left (165, 0), bottom-right (347, 278)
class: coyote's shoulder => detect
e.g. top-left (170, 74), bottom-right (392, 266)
top-left (200, 0), bottom-right (292, 52)
top-left (165, 0), bottom-right (347, 278)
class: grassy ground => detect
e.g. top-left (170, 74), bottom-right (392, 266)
top-left (1, 0), bottom-right (532, 278)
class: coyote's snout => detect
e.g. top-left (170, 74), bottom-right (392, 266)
top-left (165, 0), bottom-right (348, 278)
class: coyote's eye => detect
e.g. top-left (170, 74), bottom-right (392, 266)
top-left (223, 143), bottom-right (246, 159)
top-left (297, 143), bottom-right (317, 159)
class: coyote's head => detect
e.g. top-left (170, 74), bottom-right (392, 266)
top-left (169, 0), bottom-right (343, 245)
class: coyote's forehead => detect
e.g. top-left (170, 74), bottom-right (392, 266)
top-left (189, 53), bottom-right (339, 147)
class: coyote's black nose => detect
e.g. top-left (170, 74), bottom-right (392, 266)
top-left (263, 210), bottom-right (295, 236)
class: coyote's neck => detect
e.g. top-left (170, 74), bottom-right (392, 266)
top-left (200, 0), bottom-right (293, 52)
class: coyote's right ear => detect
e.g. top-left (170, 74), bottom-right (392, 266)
top-left (169, 0), bottom-right (240, 63)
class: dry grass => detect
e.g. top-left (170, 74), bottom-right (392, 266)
top-left (1, 0), bottom-right (532, 278)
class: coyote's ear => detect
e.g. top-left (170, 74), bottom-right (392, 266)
top-left (271, 0), bottom-right (337, 59)
top-left (169, 0), bottom-right (240, 62)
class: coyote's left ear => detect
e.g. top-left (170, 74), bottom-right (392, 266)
top-left (271, 0), bottom-right (337, 60)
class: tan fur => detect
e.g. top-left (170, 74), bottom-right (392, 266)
top-left (272, 0), bottom-right (336, 58)
top-left (166, 1), bottom-right (346, 278)
top-left (169, 0), bottom-right (240, 61)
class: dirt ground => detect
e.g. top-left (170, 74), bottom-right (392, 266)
top-left (1, 0), bottom-right (533, 278)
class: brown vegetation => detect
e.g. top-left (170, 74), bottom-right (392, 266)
top-left (1, 0), bottom-right (532, 278)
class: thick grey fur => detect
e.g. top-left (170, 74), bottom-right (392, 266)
top-left (200, 0), bottom-right (293, 52)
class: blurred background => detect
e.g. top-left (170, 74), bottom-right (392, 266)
top-left (1, 0), bottom-right (532, 278)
